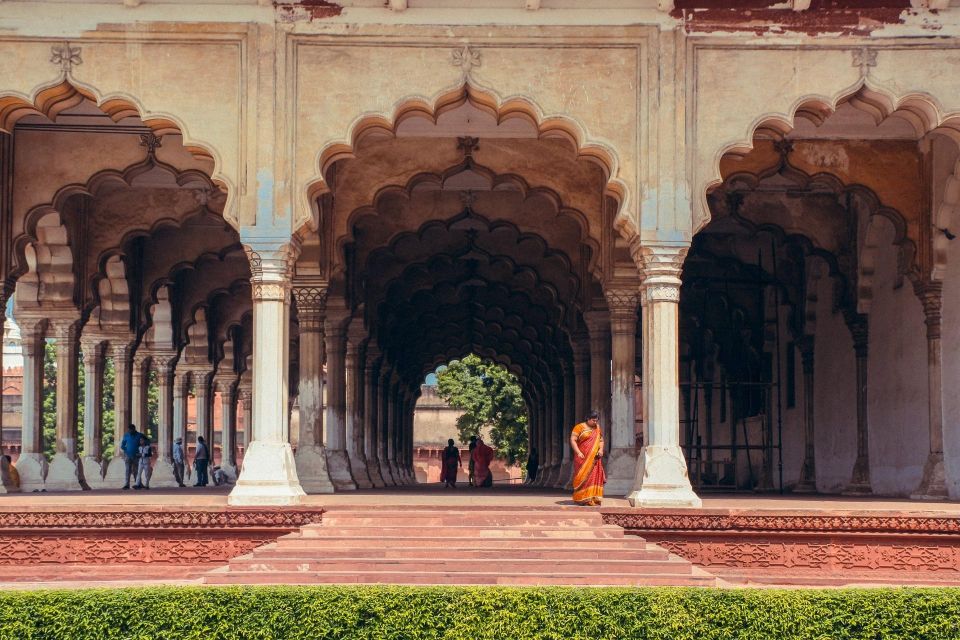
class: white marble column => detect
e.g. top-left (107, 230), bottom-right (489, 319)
top-left (605, 289), bottom-right (641, 495)
top-left (377, 370), bottom-right (395, 485)
top-left (131, 353), bottom-right (150, 435)
top-left (46, 319), bottom-right (85, 491)
top-left (292, 284), bottom-right (334, 493)
top-left (215, 377), bottom-right (239, 480)
top-left (364, 347), bottom-right (385, 486)
top-left (229, 244), bottom-right (305, 505)
top-left (104, 343), bottom-right (136, 485)
top-left (345, 325), bottom-right (372, 488)
top-left (80, 339), bottom-right (106, 489)
top-left (239, 386), bottom-right (252, 450)
top-left (627, 244), bottom-right (701, 508)
top-left (173, 369), bottom-right (190, 452)
top-left (0, 304), bottom-right (17, 493)
top-left (913, 283), bottom-right (949, 499)
top-left (323, 308), bottom-right (356, 490)
top-left (150, 354), bottom-right (179, 487)
top-left (16, 320), bottom-right (47, 491)
top-left (193, 370), bottom-right (215, 461)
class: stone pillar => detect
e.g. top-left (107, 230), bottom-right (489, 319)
top-left (46, 319), bottom-right (85, 491)
top-left (913, 283), bottom-right (949, 499)
top-left (584, 310), bottom-right (612, 435)
top-left (193, 371), bottom-right (215, 461)
top-left (80, 339), bottom-right (106, 489)
top-left (292, 284), bottom-right (334, 493)
top-left (378, 370), bottom-right (395, 485)
top-left (557, 364), bottom-right (575, 488)
top-left (544, 378), bottom-right (562, 486)
top-left (173, 370), bottom-right (190, 453)
top-left (323, 308), bottom-right (356, 490)
top-left (364, 347), bottom-right (385, 486)
top-left (239, 386), bottom-right (252, 450)
top-left (627, 244), bottom-right (701, 507)
top-left (605, 289), bottom-right (641, 495)
top-left (17, 320), bottom-right (47, 491)
top-left (216, 378), bottom-right (239, 481)
top-left (345, 325), bottom-right (372, 488)
top-left (794, 337), bottom-right (817, 493)
top-left (131, 353), bottom-right (150, 435)
top-left (229, 244), bottom-right (305, 505)
top-left (0, 304), bottom-right (17, 493)
top-left (845, 318), bottom-right (872, 494)
top-left (150, 354), bottom-right (179, 487)
top-left (387, 375), bottom-right (404, 484)
top-left (104, 343), bottom-right (135, 485)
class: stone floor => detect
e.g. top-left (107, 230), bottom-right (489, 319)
top-left (4, 484), bottom-right (960, 512)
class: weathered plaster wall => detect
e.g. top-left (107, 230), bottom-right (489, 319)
top-left (813, 274), bottom-right (857, 493)
top-left (868, 222), bottom-right (928, 496)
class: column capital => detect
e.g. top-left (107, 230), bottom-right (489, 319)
top-left (244, 241), bottom-right (299, 302)
top-left (583, 309), bottom-right (611, 338)
top-left (49, 317), bottom-right (81, 342)
top-left (80, 338), bottom-right (106, 360)
top-left (845, 314), bottom-right (869, 357)
top-left (632, 243), bottom-right (687, 305)
top-left (214, 375), bottom-right (239, 395)
top-left (292, 284), bottom-right (328, 331)
top-left (109, 339), bottom-right (136, 362)
top-left (914, 280), bottom-right (943, 339)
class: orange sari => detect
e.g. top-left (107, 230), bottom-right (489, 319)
top-left (572, 423), bottom-right (605, 504)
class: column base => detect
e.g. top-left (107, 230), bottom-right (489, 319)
top-left (150, 459), bottom-right (181, 488)
top-left (604, 447), bottom-right (638, 496)
top-left (294, 445), bottom-right (335, 494)
top-left (626, 445), bottom-right (702, 508)
top-left (557, 460), bottom-right (573, 490)
top-left (325, 448), bottom-right (357, 491)
top-left (0, 457), bottom-right (20, 493)
top-left (366, 456), bottom-right (386, 487)
top-left (45, 453), bottom-right (88, 491)
top-left (843, 456), bottom-right (872, 495)
top-left (348, 451), bottom-right (373, 489)
top-left (378, 457), bottom-right (396, 486)
top-left (104, 455), bottom-right (130, 488)
top-left (912, 452), bottom-right (949, 500)
top-left (229, 441), bottom-right (306, 506)
top-left (545, 463), bottom-right (564, 488)
top-left (388, 460), bottom-right (405, 485)
top-left (16, 453), bottom-right (48, 492)
top-left (81, 456), bottom-right (106, 490)
top-left (533, 464), bottom-right (553, 487)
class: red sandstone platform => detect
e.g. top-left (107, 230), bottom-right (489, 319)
top-left (1, 486), bottom-right (958, 588)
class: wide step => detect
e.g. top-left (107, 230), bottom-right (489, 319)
top-left (203, 507), bottom-right (717, 587)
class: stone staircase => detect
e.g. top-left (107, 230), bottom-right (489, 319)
top-left (204, 507), bottom-right (717, 586)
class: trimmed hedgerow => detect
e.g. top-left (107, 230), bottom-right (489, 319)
top-left (0, 586), bottom-right (959, 640)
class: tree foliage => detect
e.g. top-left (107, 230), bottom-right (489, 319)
top-left (40, 342), bottom-right (152, 460)
top-left (435, 354), bottom-right (527, 465)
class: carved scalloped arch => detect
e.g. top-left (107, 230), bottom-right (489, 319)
top-left (306, 82), bottom-right (629, 238)
top-left (701, 79), bottom-right (960, 237)
top-left (0, 79), bottom-right (236, 227)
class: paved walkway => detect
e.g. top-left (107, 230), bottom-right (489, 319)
top-left (2, 484), bottom-right (959, 513)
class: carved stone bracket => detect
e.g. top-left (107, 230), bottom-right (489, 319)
top-left (633, 244), bottom-right (687, 305)
top-left (293, 286), bottom-right (329, 331)
top-left (244, 242), bottom-right (299, 303)
top-left (915, 281), bottom-right (943, 340)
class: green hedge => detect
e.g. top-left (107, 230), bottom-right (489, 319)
top-left (1, 586), bottom-right (959, 640)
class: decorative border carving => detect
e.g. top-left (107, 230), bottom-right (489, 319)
top-left (0, 508), bottom-right (324, 530)
top-left (601, 511), bottom-right (960, 534)
top-left (0, 535), bottom-right (272, 565)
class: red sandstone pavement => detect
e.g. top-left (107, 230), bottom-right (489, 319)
top-left (3, 484), bottom-right (959, 513)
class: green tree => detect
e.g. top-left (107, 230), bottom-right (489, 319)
top-left (435, 354), bottom-right (528, 465)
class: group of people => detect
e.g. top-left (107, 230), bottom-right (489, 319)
top-left (439, 435), bottom-right (495, 489)
top-left (119, 424), bottom-right (227, 490)
top-left (437, 409), bottom-right (607, 506)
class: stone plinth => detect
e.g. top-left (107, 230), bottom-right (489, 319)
top-left (229, 441), bottom-right (306, 506)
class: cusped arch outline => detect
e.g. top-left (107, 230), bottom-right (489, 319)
top-left (700, 78), bottom-right (960, 242)
top-left (0, 78), bottom-right (237, 227)
top-left (306, 82), bottom-right (630, 238)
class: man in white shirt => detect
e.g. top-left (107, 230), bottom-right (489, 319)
top-left (172, 437), bottom-right (186, 488)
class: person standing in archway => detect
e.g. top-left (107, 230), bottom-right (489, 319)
top-left (570, 410), bottom-right (606, 506)
top-left (439, 438), bottom-right (462, 488)
top-left (471, 437), bottom-right (495, 488)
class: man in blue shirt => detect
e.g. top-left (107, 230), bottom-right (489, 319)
top-left (120, 424), bottom-right (140, 490)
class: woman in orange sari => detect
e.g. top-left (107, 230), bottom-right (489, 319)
top-left (570, 410), bottom-right (606, 505)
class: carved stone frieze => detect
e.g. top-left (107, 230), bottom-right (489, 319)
top-left (0, 508), bottom-right (324, 530)
top-left (600, 511), bottom-right (960, 534)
